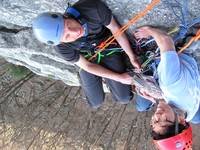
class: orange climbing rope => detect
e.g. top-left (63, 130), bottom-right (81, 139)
top-left (178, 29), bottom-right (200, 54)
top-left (88, 0), bottom-right (161, 61)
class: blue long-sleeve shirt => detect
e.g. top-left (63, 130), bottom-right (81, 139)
top-left (157, 51), bottom-right (200, 122)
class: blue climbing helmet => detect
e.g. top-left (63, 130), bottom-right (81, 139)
top-left (32, 12), bottom-right (64, 45)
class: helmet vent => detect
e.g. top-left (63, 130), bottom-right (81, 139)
top-left (51, 14), bottom-right (58, 18)
top-left (183, 142), bottom-right (192, 149)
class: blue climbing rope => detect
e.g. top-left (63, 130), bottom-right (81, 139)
top-left (163, 0), bottom-right (200, 42)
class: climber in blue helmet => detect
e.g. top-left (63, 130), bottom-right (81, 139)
top-left (33, 12), bottom-right (85, 45)
top-left (32, 0), bottom-right (153, 110)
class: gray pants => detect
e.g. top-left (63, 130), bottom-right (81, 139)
top-left (79, 53), bottom-right (133, 108)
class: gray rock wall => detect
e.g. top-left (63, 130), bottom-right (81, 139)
top-left (0, 0), bottom-right (200, 86)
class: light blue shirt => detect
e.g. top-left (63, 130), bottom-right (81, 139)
top-left (157, 51), bottom-right (200, 121)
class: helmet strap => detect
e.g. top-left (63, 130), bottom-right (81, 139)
top-left (174, 112), bottom-right (179, 135)
top-left (64, 4), bottom-right (88, 37)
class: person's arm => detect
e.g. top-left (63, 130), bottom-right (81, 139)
top-left (75, 55), bottom-right (132, 84)
top-left (135, 27), bottom-right (183, 86)
top-left (134, 26), bottom-right (175, 53)
top-left (106, 17), bottom-right (140, 69)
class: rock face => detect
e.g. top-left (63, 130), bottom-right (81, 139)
top-left (0, 0), bottom-right (200, 86)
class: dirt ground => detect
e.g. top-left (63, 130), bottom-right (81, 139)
top-left (0, 63), bottom-right (199, 150)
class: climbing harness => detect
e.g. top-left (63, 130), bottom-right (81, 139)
top-left (88, 0), bottom-right (161, 61)
top-left (81, 47), bottom-right (123, 64)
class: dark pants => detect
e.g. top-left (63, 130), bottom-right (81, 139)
top-left (79, 53), bottom-right (133, 108)
top-left (79, 52), bottom-right (154, 109)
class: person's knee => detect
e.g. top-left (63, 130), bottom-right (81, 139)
top-left (136, 104), bottom-right (152, 112)
top-left (114, 94), bottom-right (133, 104)
top-left (89, 103), bottom-right (102, 109)
top-left (135, 95), bottom-right (154, 112)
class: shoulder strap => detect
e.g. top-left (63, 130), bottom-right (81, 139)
top-left (65, 6), bottom-right (80, 18)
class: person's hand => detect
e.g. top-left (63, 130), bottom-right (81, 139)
top-left (117, 72), bottom-right (133, 85)
top-left (136, 87), bottom-right (156, 103)
top-left (129, 57), bottom-right (141, 69)
top-left (134, 26), bottom-right (175, 54)
top-left (133, 26), bottom-right (153, 39)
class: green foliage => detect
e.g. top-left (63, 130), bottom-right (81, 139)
top-left (7, 64), bottom-right (30, 79)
